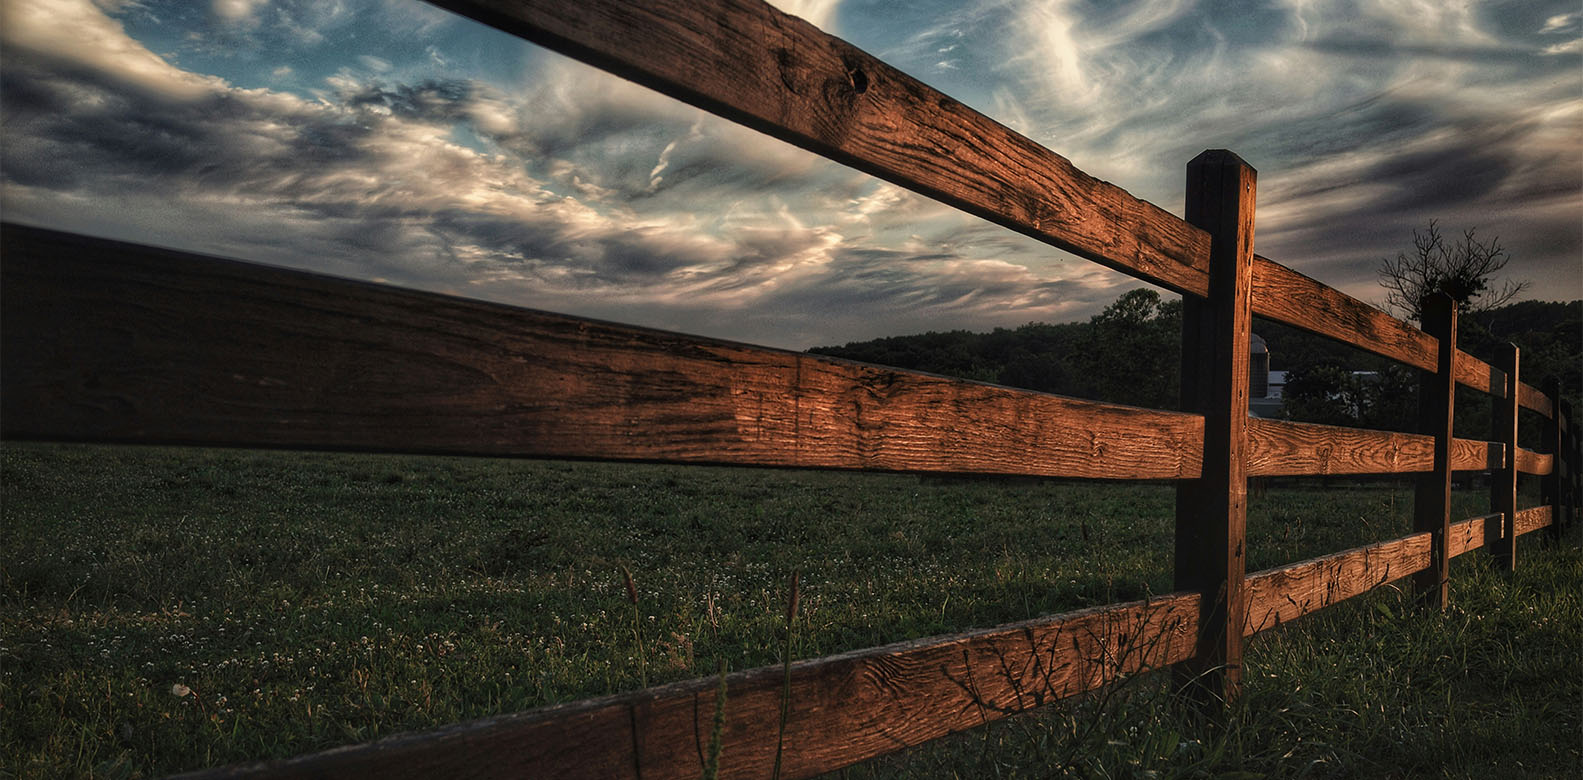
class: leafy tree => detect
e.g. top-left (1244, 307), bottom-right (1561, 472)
top-left (808, 288), bottom-right (1183, 408)
top-left (999, 346), bottom-right (1069, 394)
top-left (1462, 300), bottom-right (1583, 445)
top-left (1281, 363), bottom-right (1362, 427)
top-left (1282, 363), bottom-right (1417, 431)
top-left (1078, 289), bottom-right (1180, 409)
top-left (1377, 220), bottom-right (1527, 322)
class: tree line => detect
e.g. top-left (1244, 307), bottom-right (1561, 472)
top-left (809, 288), bottom-right (1184, 411)
top-left (808, 292), bottom-right (1580, 440)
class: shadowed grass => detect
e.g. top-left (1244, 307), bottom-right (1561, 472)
top-left (841, 532), bottom-right (1580, 779)
top-left (2, 443), bottom-right (1575, 778)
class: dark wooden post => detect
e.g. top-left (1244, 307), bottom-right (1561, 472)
top-left (1413, 293), bottom-right (1455, 610)
top-left (1175, 150), bottom-right (1256, 704)
top-left (1569, 399), bottom-right (1580, 532)
top-left (1543, 377), bottom-right (1563, 542)
top-left (1489, 343), bottom-right (1519, 570)
top-left (1560, 399), bottom-right (1572, 534)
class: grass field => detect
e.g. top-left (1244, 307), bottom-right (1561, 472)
top-left (2, 442), bottom-right (1578, 778)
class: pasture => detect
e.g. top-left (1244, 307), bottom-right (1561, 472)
top-left (3, 442), bottom-right (1577, 778)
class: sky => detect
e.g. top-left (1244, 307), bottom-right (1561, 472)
top-left (2, 0), bottom-right (1579, 350)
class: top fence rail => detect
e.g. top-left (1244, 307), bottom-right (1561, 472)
top-left (1, 0), bottom-right (1573, 777)
top-left (426, 0), bottom-right (1548, 411)
top-left (0, 0), bottom-right (1560, 479)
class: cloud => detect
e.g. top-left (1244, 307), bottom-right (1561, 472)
top-left (923, 0), bottom-right (1583, 304)
top-left (1539, 12), bottom-right (1581, 34)
top-left (212, 0), bottom-right (268, 24)
top-left (194, 0), bottom-right (447, 54)
top-left (9, 0), bottom-right (1574, 353)
top-left (357, 54), bottom-right (393, 73)
top-left (764, 0), bottom-right (842, 31)
top-left (2, 0), bottom-right (1140, 350)
top-left (1541, 38), bottom-right (1582, 56)
top-left (0, 0), bottom-right (224, 100)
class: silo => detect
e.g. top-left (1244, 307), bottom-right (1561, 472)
top-left (1249, 333), bottom-right (1269, 398)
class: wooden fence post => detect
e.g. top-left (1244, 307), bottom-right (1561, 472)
top-left (1559, 398), bottom-right (1572, 535)
top-left (1175, 150), bottom-right (1256, 704)
top-left (1543, 377), bottom-right (1563, 543)
top-left (1413, 293), bottom-right (1455, 610)
top-left (1489, 343), bottom-right (1518, 570)
top-left (1551, 378), bottom-right (1576, 541)
top-left (1569, 399), bottom-right (1580, 532)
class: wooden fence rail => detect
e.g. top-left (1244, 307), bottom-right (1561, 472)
top-left (0, 226), bottom-right (1536, 485)
top-left (1, 0), bottom-right (1576, 776)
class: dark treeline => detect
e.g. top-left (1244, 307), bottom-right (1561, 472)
top-left (1269, 300), bottom-right (1581, 440)
top-left (809, 292), bottom-right (1580, 440)
top-left (809, 289), bottom-right (1183, 410)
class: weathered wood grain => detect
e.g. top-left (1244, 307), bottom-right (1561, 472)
top-left (6, 227), bottom-right (1517, 485)
top-left (1247, 257), bottom-right (1505, 398)
top-left (423, 0), bottom-right (1213, 296)
top-left (0, 225), bottom-right (1205, 480)
top-left (1515, 448), bottom-right (1552, 476)
top-left (1174, 150), bottom-right (1255, 702)
top-left (1414, 294), bottom-right (1456, 610)
top-left (1243, 531), bottom-right (1432, 635)
top-left (1450, 437), bottom-right (1505, 473)
top-left (1245, 418), bottom-right (1500, 476)
top-left (1514, 505), bottom-right (1553, 537)
top-left (1453, 349), bottom-right (1504, 398)
top-left (1447, 513), bottom-right (1500, 558)
top-left (1447, 517), bottom-right (1484, 559)
top-left (176, 592), bottom-right (1201, 780)
top-left (1249, 256), bottom-right (1434, 372)
top-left (1517, 380), bottom-right (1552, 418)
top-left (1450, 512), bottom-right (1494, 556)
top-left (1244, 419), bottom-right (1430, 476)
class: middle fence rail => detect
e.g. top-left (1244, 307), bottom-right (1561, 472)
top-left (1, 224), bottom-right (1564, 779)
top-left (0, 0), bottom-right (1574, 777)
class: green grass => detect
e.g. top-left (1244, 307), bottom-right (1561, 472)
top-left (1, 443), bottom-right (1577, 778)
top-left (846, 542), bottom-right (1582, 779)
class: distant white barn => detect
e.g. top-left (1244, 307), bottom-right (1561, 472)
top-left (1267, 370), bottom-right (1287, 399)
top-left (1248, 333), bottom-right (1285, 418)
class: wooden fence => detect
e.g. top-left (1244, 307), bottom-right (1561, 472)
top-left (1, 0), bottom-right (1577, 776)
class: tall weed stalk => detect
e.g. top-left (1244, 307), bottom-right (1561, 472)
top-left (772, 570), bottom-right (799, 780)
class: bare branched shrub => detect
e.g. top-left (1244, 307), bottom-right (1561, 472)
top-left (1378, 220), bottom-right (1527, 322)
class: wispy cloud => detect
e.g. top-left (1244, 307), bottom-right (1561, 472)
top-left (3, 0), bottom-right (1578, 352)
top-left (862, 0), bottom-right (1582, 306)
top-left (211, 0), bottom-right (268, 25)
top-left (2, 0), bottom-right (1130, 349)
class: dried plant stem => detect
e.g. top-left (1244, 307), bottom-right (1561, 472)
top-left (701, 659), bottom-right (728, 780)
top-left (621, 566), bottom-right (646, 689)
top-left (772, 570), bottom-right (799, 780)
